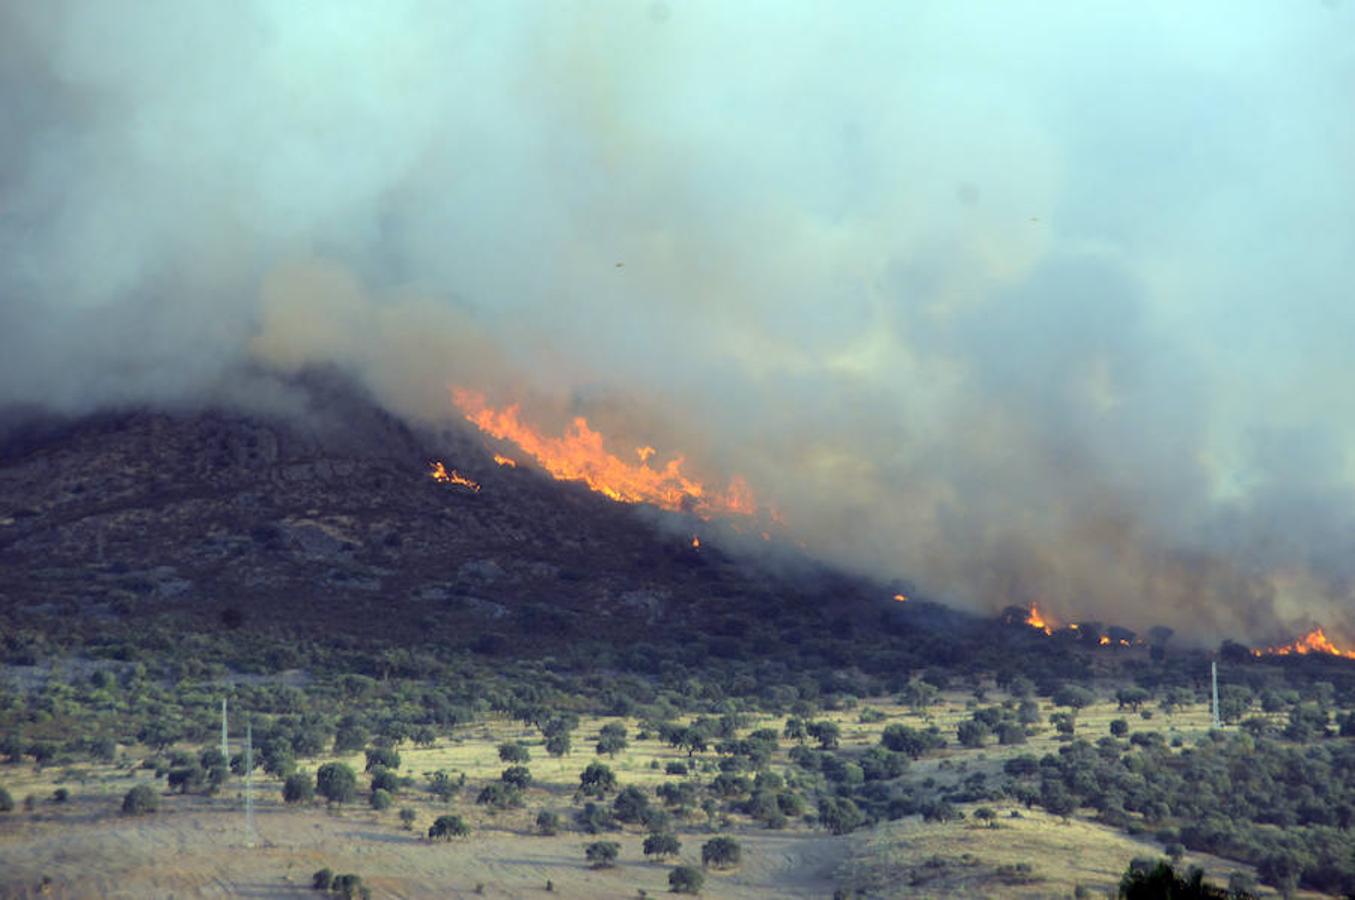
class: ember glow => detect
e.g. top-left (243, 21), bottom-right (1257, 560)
top-left (691, 536), bottom-right (701, 549)
top-left (429, 461), bottom-right (480, 492)
top-left (451, 388), bottom-right (757, 518)
top-left (893, 593), bottom-right (908, 603)
top-left (493, 454), bottom-right (518, 468)
top-left (1254, 628), bottom-right (1355, 660)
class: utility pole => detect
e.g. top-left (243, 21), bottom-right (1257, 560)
top-left (1211, 660), bottom-right (1221, 729)
top-left (244, 722), bottom-right (256, 848)
top-left (220, 698), bottom-right (229, 766)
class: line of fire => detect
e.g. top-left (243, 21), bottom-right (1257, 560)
top-left (433, 389), bottom-right (1355, 665)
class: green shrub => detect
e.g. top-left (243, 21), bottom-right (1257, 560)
top-left (283, 771), bottom-right (315, 804)
top-left (701, 836), bottom-right (741, 869)
top-left (121, 784), bottom-right (158, 815)
top-left (586, 840), bottom-right (620, 868)
top-left (669, 865), bottom-right (705, 894)
top-left (316, 762), bottom-right (358, 805)
top-left (428, 814), bottom-right (469, 840)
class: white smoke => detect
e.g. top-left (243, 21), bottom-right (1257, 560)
top-left (2, 1), bottom-right (1353, 642)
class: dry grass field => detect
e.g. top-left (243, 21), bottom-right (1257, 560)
top-left (0, 689), bottom-right (1300, 898)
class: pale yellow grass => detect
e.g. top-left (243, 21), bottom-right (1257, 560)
top-left (0, 690), bottom-right (1292, 898)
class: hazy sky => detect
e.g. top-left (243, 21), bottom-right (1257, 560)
top-left (2, 1), bottom-right (1353, 643)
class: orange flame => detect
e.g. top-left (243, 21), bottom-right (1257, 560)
top-left (691, 535), bottom-right (701, 549)
top-left (451, 388), bottom-right (756, 518)
top-left (893, 593), bottom-right (908, 603)
top-left (493, 454), bottom-right (518, 468)
top-left (1255, 627), bottom-right (1355, 660)
top-left (1025, 603), bottom-right (1055, 635)
top-left (429, 460), bottom-right (480, 492)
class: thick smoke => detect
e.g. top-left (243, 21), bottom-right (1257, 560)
top-left (3, 1), bottom-right (1353, 643)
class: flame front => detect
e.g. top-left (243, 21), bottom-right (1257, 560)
top-left (451, 388), bottom-right (756, 518)
top-left (1255, 627), bottom-right (1355, 660)
top-left (429, 460), bottom-right (480, 492)
top-left (1025, 603), bottom-right (1055, 635)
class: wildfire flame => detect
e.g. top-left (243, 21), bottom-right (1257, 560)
top-left (451, 388), bottom-right (757, 518)
top-left (691, 535), bottom-right (701, 549)
top-left (429, 460), bottom-right (480, 492)
top-left (1254, 627), bottom-right (1355, 660)
top-left (1025, 603), bottom-right (1055, 635)
top-left (493, 454), bottom-right (518, 468)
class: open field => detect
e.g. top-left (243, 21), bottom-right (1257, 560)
top-left (0, 689), bottom-right (1298, 898)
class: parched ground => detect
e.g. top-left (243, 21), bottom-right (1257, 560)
top-left (0, 695), bottom-right (1298, 898)
top-left (0, 803), bottom-right (847, 899)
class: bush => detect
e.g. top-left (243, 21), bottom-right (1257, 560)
top-left (701, 836), bottom-right (742, 869)
top-left (818, 796), bottom-right (865, 835)
top-left (612, 785), bottom-right (652, 823)
top-left (1118, 860), bottom-right (1232, 899)
top-left (400, 807), bottom-right (417, 830)
top-left (575, 801), bottom-right (617, 834)
top-left (0, 787), bottom-right (12, 813)
top-left (312, 867), bottom-right (334, 890)
top-left (586, 840), bottom-right (620, 869)
top-left (536, 809), bottom-right (560, 835)
top-left (664, 761), bottom-right (688, 776)
top-left (121, 784), bottom-right (158, 815)
top-left (428, 814), bottom-right (470, 840)
top-left (369, 766), bottom-right (401, 794)
top-left (498, 742), bottom-right (530, 764)
top-left (283, 772), bottom-right (315, 804)
top-left (364, 747), bottom-right (400, 772)
top-left (644, 831), bottom-right (682, 859)
top-left (476, 782), bottom-right (522, 810)
top-left (501, 765), bottom-right (532, 789)
top-left (579, 762), bottom-right (616, 798)
top-left (316, 763), bottom-right (358, 805)
top-left (427, 769), bottom-right (459, 802)
top-left (370, 788), bottom-right (392, 811)
top-left (332, 873), bottom-right (369, 900)
top-left (669, 865), bottom-right (705, 894)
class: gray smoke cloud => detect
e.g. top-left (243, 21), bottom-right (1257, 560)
top-left (3, 1), bottom-right (1353, 644)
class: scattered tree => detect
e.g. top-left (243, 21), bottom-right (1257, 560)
top-left (316, 762), bottom-right (358, 805)
top-left (586, 840), bottom-right (620, 868)
top-left (428, 814), bottom-right (470, 840)
top-left (701, 836), bottom-right (742, 869)
top-left (644, 832), bottom-right (682, 859)
top-left (536, 809), bottom-right (560, 835)
top-left (579, 762), bottom-right (617, 798)
top-left (669, 865), bottom-right (705, 894)
top-left (498, 742), bottom-right (530, 764)
top-left (283, 771), bottom-right (315, 804)
top-left (121, 784), bottom-right (159, 816)
top-left (596, 723), bottom-right (629, 757)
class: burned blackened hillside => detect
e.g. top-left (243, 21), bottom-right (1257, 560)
top-left (0, 373), bottom-right (964, 679)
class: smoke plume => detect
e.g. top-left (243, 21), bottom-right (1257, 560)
top-left (3, 1), bottom-right (1353, 643)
